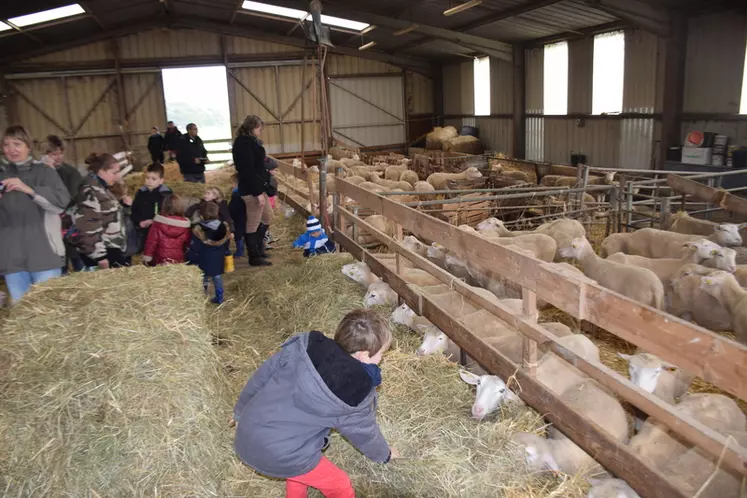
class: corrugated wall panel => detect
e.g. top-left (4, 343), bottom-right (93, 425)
top-left (620, 117), bottom-right (654, 169)
top-left (623, 29), bottom-right (658, 111)
top-left (460, 61), bottom-right (474, 115)
top-left (119, 29), bottom-right (222, 60)
top-left (525, 47), bottom-right (544, 114)
top-left (476, 117), bottom-right (512, 154)
top-left (228, 36), bottom-right (299, 55)
top-left (13, 78), bottom-right (68, 138)
top-left (526, 117), bottom-right (544, 161)
top-left (490, 58), bottom-right (513, 114)
top-left (544, 119), bottom-right (621, 167)
top-left (123, 73), bottom-right (167, 136)
top-left (326, 55), bottom-right (399, 76)
top-left (27, 40), bottom-right (110, 63)
top-left (67, 76), bottom-right (117, 138)
top-left (410, 72), bottom-right (434, 114)
top-left (568, 37), bottom-right (592, 114)
top-left (442, 63), bottom-right (463, 115)
top-left (684, 11), bottom-right (747, 113)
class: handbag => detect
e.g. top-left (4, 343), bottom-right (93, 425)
top-left (224, 254), bottom-right (235, 273)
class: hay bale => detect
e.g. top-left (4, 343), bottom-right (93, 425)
top-left (426, 126), bottom-right (458, 150)
top-left (0, 265), bottom-right (233, 497)
top-left (216, 253), bottom-right (588, 497)
top-left (444, 135), bottom-right (485, 155)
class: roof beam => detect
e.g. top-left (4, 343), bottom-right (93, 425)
top-left (527, 20), bottom-right (626, 47)
top-left (78, 0), bottom-right (106, 30)
top-left (582, 0), bottom-right (670, 37)
top-left (171, 16), bottom-right (435, 76)
top-left (265, 0), bottom-right (512, 61)
top-left (389, 0), bottom-right (563, 56)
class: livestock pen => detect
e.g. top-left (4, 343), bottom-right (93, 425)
top-left (332, 176), bottom-right (747, 498)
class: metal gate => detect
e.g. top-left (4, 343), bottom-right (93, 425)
top-left (328, 76), bottom-right (405, 148)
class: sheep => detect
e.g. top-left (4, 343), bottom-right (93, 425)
top-left (668, 264), bottom-right (732, 330)
top-left (605, 239), bottom-right (735, 285)
top-left (363, 281), bottom-right (398, 307)
top-left (358, 181), bottom-right (386, 193)
top-left (478, 217), bottom-right (585, 259)
top-left (399, 170), bottom-right (419, 186)
top-left (385, 165), bottom-right (407, 181)
top-left (491, 164), bottom-right (531, 183)
top-left (402, 235), bottom-right (428, 257)
top-left (553, 171), bottom-right (616, 188)
top-left (600, 232), bottom-right (630, 258)
top-left (390, 303), bottom-right (437, 333)
top-left (368, 172), bottom-right (414, 192)
top-left (559, 237), bottom-right (664, 309)
top-left (426, 167), bottom-right (483, 190)
top-left (414, 180), bottom-right (435, 193)
top-left (348, 214), bottom-right (396, 245)
top-left (340, 157), bottom-right (365, 167)
top-left (345, 175), bottom-right (367, 186)
top-left (342, 261), bottom-right (381, 287)
top-left (668, 210), bottom-right (747, 239)
top-left (509, 380), bottom-right (629, 475)
top-left (629, 393), bottom-right (746, 472)
top-left (426, 242), bottom-right (449, 270)
top-left (625, 226), bottom-right (743, 259)
top-left (480, 233), bottom-right (558, 263)
top-left (699, 271), bottom-right (747, 342)
top-left (587, 478), bottom-right (641, 498)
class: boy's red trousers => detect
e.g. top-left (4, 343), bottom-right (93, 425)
top-left (285, 456), bottom-right (355, 498)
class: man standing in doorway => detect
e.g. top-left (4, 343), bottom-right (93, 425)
top-left (177, 123), bottom-right (209, 183)
top-left (148, 127), bottom-right (166, 164)
top-left (164, 121), bottom-right (181, 161)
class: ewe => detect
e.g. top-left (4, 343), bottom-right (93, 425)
top-left (363, 281), bottom-right (397, 307)
top-left (699, 271), bottom-right (747, 343)
top-left (559, 237), bottom-right (665, 310)
top-left (426, 167), bottom-right (483, 190)
top-left (587, 478), bottom-right (641, 498)
top-left (626, 226), bottom-right (742, 259)
top-left (668, 264), bottom-right (732, 331)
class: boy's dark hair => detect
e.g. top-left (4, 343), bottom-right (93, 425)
top-left (200, 201), bottom-right (219, 221)
top-left (45, 135), bottom-right (65, 153)
top-left (146, 162), bottom-right (165, 178)
top-left (161, 194), bottom-right (185, 217)
top-left (334, 309), bottom-right (392, 356)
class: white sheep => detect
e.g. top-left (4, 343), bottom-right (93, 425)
top-left (369, 172), bottom-right (414, 191)
top-left (399, 170), bottom-right (419, 186)
top-left (426, 242), bottom-right (449, 270)
top-left (402, 235), bottom-right (428, 257)
top-left (625, 226), bottom-right (743, 259)
top-left (341, 261), bottom-right (381, 286)
top-left (478, 218), bottom-right (583, 260)
top-left (605, 239), bottom-right (735, 285)
top-left (480, 232), bottom-right (558, 262)
top-left (390, 303), bottom-right (436, 333)
top-left (668, 210), bottom-right (747, 239)
top-left (349, 214), bottom-right (396, 245)
top-left (363, 281), bottom-right (398, 307)
top-left (553, 171), bottom-right (616, 188)
top-left (699, 271), bottom-right (747, 343)
top-left (509, 380), bottom-right (629, 475)
top-left (426, 167), bottom-right (483, 190)
top-left (587, 478), bottom-right (641, 498)
top-left (414, 180), bottom-right (435, 193)
top-left (345, 175), bottom-right (367, 186)
top-left (558, 237), bottom-right (665, 309)
top-left (668, 264), bottom-right (732, 330)
top-left (600, 232), bottom-right (629, 258)
top-left (491, 164), bottom-right (531, 184)
top-left (385, 165), bottom-right (407, 181)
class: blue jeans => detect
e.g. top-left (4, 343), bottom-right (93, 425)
top-left (4, 268), bottom-right (63, 303)
top-left (183, 173), bottom-right (206, 183)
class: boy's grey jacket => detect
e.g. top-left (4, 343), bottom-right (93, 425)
top-left (233, 331), bottom-right (390, 478)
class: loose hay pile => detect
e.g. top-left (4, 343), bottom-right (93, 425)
top-left (216, 251), bottom-right (589, 497)
top-left (426, 126), bottom-right (459, 150)
top-left (0, 265), bottom-right (234, 497)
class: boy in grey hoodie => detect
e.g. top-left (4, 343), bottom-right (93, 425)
top-left (232, 308), bottom-right (399, 497)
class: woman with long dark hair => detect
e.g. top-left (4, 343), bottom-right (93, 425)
top-left (233, 115), bottom-right (273, 267)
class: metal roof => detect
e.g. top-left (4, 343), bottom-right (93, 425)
top-left (0, 0), bottom-right (740, 68)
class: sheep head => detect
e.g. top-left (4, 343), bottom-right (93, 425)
top-left (459, 371), bottom-right (520, 420)
top-left (391, 303), bottom-right (416, 327)
top-left (363, 282), bottom-right (395, 307)
top-left (402, 235), bottom-right (425, 254)
top-left (511, 432), bottom-right (560, 474)
top-left (714, 223), bottom-right (743, 246)
top-left (618, 353), bottom-right (677, 395)
top-left (476, 217), bottom-right (503, 232)
top-left (416, 327), bottom-right (449, 356)
top-left (464, 167), bottom-right (483, 180)
top-left (427, 242), bottom-right (447, 260)
top-left (341, 262), bottom-right (372, 285)
top-left (587, 478), bottom-right (642, 498)
top-left (690, 239), bottom-right (737, 273)
top-left (699, 271), bottom-right (735, 300)
top-left (557, 237), bottom-right (589, 260)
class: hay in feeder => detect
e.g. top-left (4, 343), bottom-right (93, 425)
top-left (443, 135), bottom-right (485, 155)
top-left (426, 126), bottom-right (459, 151)
top-left (0, 265), bottom-right (234, 497)
top-left (215, 252), bottom-right (589, 497)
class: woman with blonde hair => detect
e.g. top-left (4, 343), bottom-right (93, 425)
top-left (233, 115), bottom-right (273, 267)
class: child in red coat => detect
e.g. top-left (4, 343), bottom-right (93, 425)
top-left (142, 194), bottom-right (191, 266)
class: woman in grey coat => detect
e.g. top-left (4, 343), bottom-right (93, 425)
top-left (0, 125), bottom-right (70, 304)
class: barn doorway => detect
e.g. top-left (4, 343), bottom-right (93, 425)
top-left (161, 65), bottom-right (233, 166)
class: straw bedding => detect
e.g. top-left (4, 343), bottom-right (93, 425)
top-left (0, 265), bottom-right (234, 497)
top-left (426, 126), bottom-right (459, 151)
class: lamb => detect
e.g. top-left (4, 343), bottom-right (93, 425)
top-left (558, 237), bottom-right (665, 309)
top-left (340, 156), bottom-right (365, 167)
top-left (668, 210), bottom-right (747, 239)
top-left (348, 214), bottom-right (396, 244)
top-left (605, 239), bottom-right (735, 285)
top-left (342, 261), bottom-right (381, 286)
top-left (479, 233), bottom-right (558, 262)
top-left (402, 235), bottom-right (428, 257)
top-left (369, 172), bottom-right (414, 191)
top-left (345, 175), bottom-right (367, 186)
top-left (358, 181), bottom-right (386, 193)
top-left (587, 478), bottom-right (641, 498)
top-left (491, 164), bottom-right (531, 184)
top-left (385, 165), bottom-right (407, 181)
top-left (699, 271), bottom-right (747, 343)
top-left (600, 232), bottom-right (629, 258)
top-left (625, 226), bottom-right (743, 259)
top-left (363, 281), bottom-right (398, 307)
top-left (478, 217), bottom-right (585, 259)
top-left (426, 167), bottom-right (483, 190)
top-left (668, 264), bottom-right (732, 330)
top-left (553, 171), bottom-right (616, 188)
top-left (399, 170), bottom-right (419, 187)
top-left (426, 242), bottom-right (449, 270)
top-left (390, 303), bottom-right (437, 332)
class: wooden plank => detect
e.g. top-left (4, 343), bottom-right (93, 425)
top-left (667, 174), bottom-right (747, 217)
top-left (336, 207), bottom-right (747, 477)
top-left (334, 231), bottom-right (689, 498)
top-left (512, 44), bottom-right (526, 160)
top-left (336, 178), bottom-right (747, 403)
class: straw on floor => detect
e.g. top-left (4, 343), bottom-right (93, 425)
top-left (0, 265), bottom-right (234, 497)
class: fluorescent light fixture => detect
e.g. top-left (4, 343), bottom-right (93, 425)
top-left (242, 1), bottom-right (369, 31)
top-left (242, 1), bottom-right (306, 20)
top-left (0, 21), bottom-right (12, 32)
top-left (360, 25), bottom-right (377, 35)
top-left (393, 24), bottom-right (419, 36)
top-left (443, 0), bottom-right (482, 16)
top-left (8, 4), bottom-right (86, 28)
top-left (359, 41), bottom-right (376, 51)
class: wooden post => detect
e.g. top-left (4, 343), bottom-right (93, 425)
top-left (395, 223), bottom-right (404, 275)
top-left (111, 39), bottom-right (130, 152)
top-left (522, 287), bottom-right (538, 377)
top-left (705, 177), bottom-right (714, 220)
top-left (512, 44), bottom-right (526, 159)
top-left (61, 76), bottom-right (78, 165)
top-left (617, 174), bottom-right (626, 232)
top-left (660, 196), bottom-right (671, 229)
top-left (579, 164), bottom-right (590, 230)
top-left (319, 159), bottom-right (328, 231)
top-left (352, 205), bottom-right (359, 242)
top-left (333, 165), bottom-right (343, 232)
top-left (626, 181), bottom-right (634, 230)
top-left (608, 184), bottom-right (619, 236)
top-left (659, 14), bottom-right (687, 170)
top-left (274, 65), bottom-right (285, 153)
top-left (301, 54), bottom-right (307, 165)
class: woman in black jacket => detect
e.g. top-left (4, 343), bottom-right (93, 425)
top-left (233, 115), bottom-right (273, 267)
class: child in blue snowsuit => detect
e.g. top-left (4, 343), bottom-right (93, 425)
top-left (292, 216), bottom-right (336, 257)
top-left (187, 201), bottom-right (231, 304)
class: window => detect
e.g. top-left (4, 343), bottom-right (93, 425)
top-left (0, 22), bottom-right (11, 32)
top-left (740, 37), bottom-right (747, 114)
top-left (242, 1), bottom-right (369, 32)
top-left (474, 56), bottom-right (491, 116)
top-left (544, 41), bottom-right (569, 115)
top-left (8, 4), bottom-right (85, 28)
top-left (592, 31), bottom-right (625, 115)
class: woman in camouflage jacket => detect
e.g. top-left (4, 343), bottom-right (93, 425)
top-left (72, 153), bottom-right (127, 269)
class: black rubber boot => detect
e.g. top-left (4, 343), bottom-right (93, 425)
top-left (247, 232), bottom-right (271, 267)
top-left (256, 223), bottom-right (270, 258)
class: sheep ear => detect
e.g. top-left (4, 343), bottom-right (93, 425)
top-left (617, 352), bottom-right (633, 361)
top-left (459, 370), bottom-right (480, 386)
